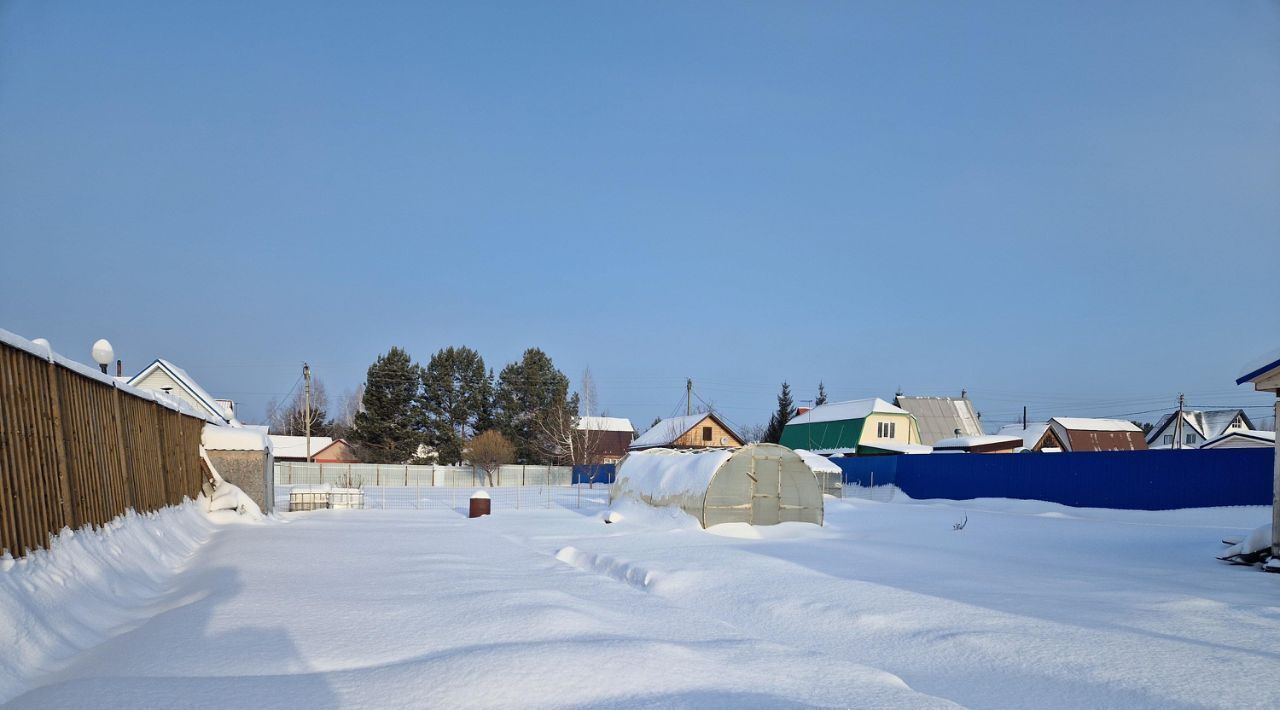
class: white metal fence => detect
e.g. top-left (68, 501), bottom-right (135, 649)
top-left (274, 462), bottom-right (575, 488)
top-left (275, 484), bottom-right (610, 512)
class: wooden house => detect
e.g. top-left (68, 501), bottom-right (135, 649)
top-left (575, 416), bottom-right (636, 463)
top-left (630, 413), bottom-right (743, 451)
top-left (1048, 417), bottom-right (1147, 452)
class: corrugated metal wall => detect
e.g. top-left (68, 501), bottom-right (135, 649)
top-left (832, 448), bottom-right (1273, 510)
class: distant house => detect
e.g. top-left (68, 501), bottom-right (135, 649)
top-left (575, 416), bottom-right (635, 463)
top-left (630, 413), bottom-right (743, 451)
top-left (128, 358), bottom-right (236, 424)
top-left (779, 398), bottom-right (922, 456)
top-left (269, 435), bottom-right (359, 463)
top-left (1048, 417), bottom-right (1147, 452)
top-left (997, 422), bottom-right (1066, 452)
top-left (1145, 409), bottom-right (1254, 449)
top-left (894, 395), bottom-right (984, 446)
top-left (932, 434), bottom-right (1023, 454)
top-left (1199, 430), bottom-right (1275, 450)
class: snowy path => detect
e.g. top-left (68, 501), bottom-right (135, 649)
top-left (5, 497), bottom-right (1279, 708)
top-left (3, 507), bottom-right (953, 709)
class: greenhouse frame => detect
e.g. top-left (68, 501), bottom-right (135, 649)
top-left (611, 443), bottom-right (824, 527)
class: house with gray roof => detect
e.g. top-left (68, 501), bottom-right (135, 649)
top-left (894, 394), bottom-right (984, 446)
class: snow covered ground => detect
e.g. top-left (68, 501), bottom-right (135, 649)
top-left (3, 493), bottom-right (1279, 708)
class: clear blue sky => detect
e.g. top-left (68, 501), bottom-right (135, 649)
top-left (2, 1), bottom-right (1278, 432)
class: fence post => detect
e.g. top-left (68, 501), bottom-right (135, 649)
top-left (404, 464), bottom-right (409, 487)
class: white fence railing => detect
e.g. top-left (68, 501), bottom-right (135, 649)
top-left (274, 484), bottom-right (610, 512)
top-left (274, 462), bottom-right (575, 488)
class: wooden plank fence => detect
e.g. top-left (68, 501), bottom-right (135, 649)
top-left (1, 338), bottom-right (208, 557)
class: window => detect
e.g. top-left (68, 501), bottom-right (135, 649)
top-left (1185, 433), bottom-right (1197, 445)
top-left (702, 426), bottom-right (712, 441)
top-left (1163, 435), bottom-right (1173, 445)
top-left (877, 421), bottom-right (896, 439)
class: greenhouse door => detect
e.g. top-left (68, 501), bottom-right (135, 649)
top-left (751, 457), bottom-right (782, 525)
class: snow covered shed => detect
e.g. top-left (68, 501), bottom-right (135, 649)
top-left (202, 425), bottom-right (274, 513)
top-left (611, 444), bottom-right (824, 527)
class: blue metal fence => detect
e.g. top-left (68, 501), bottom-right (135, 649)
top-left (572, 464), bottom-right (616, 485)
top-left (832, 448), bottom-right (1273, 510)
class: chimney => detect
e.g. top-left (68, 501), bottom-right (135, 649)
top-left (116, 359), bottom-right (123, 377)
top-left (961, 388), bottom-right (967, 399)
top-left (796, 406), bottom-right (811, 416)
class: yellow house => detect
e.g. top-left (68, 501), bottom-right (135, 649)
top-left (779, 398), bottom-right (922, 455)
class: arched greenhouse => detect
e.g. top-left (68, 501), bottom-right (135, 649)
top-left (611, 443), bottom-right (824, 527)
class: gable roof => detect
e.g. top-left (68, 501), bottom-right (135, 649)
top-left (794, 398), bottom-right (909, 425)
top-left (998, 423), bottom-right (1045, 448)
top-left (269, 435), bottom-right (336, 459)
top-left (127, 358), bottom-right (233, 424)
top-left (576, 416), bottom-right (635, 433)
top-left (1147, 409), bottom-right (1252, 443)
top-left (1200, 430), bottom-right (1276, 449)
top-left (630, 412), bottom-right (740, 449)
top-left (894, 395), bottom-right (984, 445)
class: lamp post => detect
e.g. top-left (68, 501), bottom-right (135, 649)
top-left (91, 339), bottom-right (114, 375)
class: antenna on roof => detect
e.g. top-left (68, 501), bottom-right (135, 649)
top-left (961, 388), bottom-right (967, 399)
top-left (686, 378), bottom-right (693, 417)
top-left (895, 386), bottom-right (903, 397)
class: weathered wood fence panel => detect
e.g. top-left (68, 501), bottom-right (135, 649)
top-left (1, 338), bottom-right (210, 557)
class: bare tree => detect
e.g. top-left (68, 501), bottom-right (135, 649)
top-left (329, 383), bottom-right (366, 440)
top-left (534, 400), bottom-right (580, 465)
top-left (469, 430), bottom-right (514, 486)
top-left (738, 422), bottom-right (767, 443)
top-left (267, 378), bottom-right (332, 436)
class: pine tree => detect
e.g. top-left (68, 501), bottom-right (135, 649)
top-left (419, 346), bottom-right (492, 465)
top-left (350, 347), bottom-right (422, 463)
top-left (762, 381), bottom-right (794, 444)
top-left (815, 381), bottom-right (828, 407)
top-left (493, 348), bottom-right (575, 463)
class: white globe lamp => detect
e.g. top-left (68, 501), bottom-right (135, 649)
top-left (91, 339), bottom-right (114, 374)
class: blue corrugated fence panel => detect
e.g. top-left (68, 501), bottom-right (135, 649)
top-left (832, 448), bottom-right (1272, 510)
top-left (572, 464), bottom-right (616, 485)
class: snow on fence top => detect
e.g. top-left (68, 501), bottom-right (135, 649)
top-left (0, 327), bottom-right (222, 424)
top-left (612, 444), bottom-right (823, 528)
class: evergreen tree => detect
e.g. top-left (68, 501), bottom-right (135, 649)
top-left (762, 381), bottom-right (794, 444)
top-left (493, 348), bottom-right (575, 463)
top-left (350, 347), bottom-right (422, 463)
top-left (815, 381), bottom-right (828, 407)
top-left (419, 346), bottom-right (492, 465)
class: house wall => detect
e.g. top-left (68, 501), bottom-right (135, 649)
top-left (314, 440), bottom-right (360, 463)
top-left (858, 413), bottom-right (920, 446)
top-left (132, 369), bottom-right (210, 416)
top-left (671, 416), bottom-right (741, 448)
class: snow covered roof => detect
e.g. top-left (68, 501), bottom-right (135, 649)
top-left (794, 398), bottom-right (909, 425)
top-left (127, 358), bottom-right (234, 424)
top-left (1200, 430), bottom-right (1275, 449)
top-left (794, 449), bottom-right (842, 474)
top-left (630, 412), bottom-right (739, 449)
top-left (1148, 409), bottom-right (1251, 443)
top-left (203, 425), bottom-right (271, 452)
top-left (576, 416), bottom-right (635, 432)
top-left (893, 396), bottom-right (984, 445)
top-left (1049, 417), bottom-right (1141, 433)
top-left (269, 435), bottom-right (336, 459)
top-left (998, 423), bottom-right (1052, 449)
top-left (932, 434), bottom-right (1023, 450)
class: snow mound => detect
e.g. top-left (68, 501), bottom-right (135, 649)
top-left (0, 502), bottom-right (216, 704)
top-left (556, 546), bottom-right (661, 591)
top-left (1218, 523), bottom-right (1273, 567)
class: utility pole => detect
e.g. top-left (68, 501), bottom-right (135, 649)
top-left (1022, 406), bottom-right (1027, 430)
top-left (304, 363), bottom-right (312, 463)
top-left (686, 378), bottom-right (693, 417)
top-left (1173, 393), bottom-right (1184, 450)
